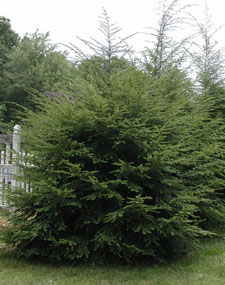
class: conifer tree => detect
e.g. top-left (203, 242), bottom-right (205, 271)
top-left (69, 8), bottom-right (136, 97)
top-left (190, 4), bottom-right (225, 97)
top-left (2, 5), bottom-right (225, 266)
top-left (2, 83), bottom-right (208, 264)
top-left (188, 4), bottom-right (225, 123)
top-left (142, 0), bottom-right (192, 78)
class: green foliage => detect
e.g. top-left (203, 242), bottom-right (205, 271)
top-left (0, 16), bottom-right (19, 124)
top-left (0, 104), bottom-right (8, 132)
top-left (2, 75), bottom-right (221, 264)
top-left (0, 16), bottom-right (19, 79)
top-left (3, 31), bottom-right (72, 121)
top-left (77, 56), bottom-right (134, 97)
top-left (190, 5), bottom-right (225, 96)
top-left (2, 4), bottom-right (225, 266)
top-left (142, 0), bottom-right (192, 78)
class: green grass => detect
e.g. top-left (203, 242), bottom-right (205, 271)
top-left (1, 208), bottom-right (225, 284)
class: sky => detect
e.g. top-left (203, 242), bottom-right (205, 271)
top-left (1, 0), bottom-right (225, 54)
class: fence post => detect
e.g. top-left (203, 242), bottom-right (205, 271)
top-left (11, 125), bottom-right (21, 188)
top-left (5, 143), bottom-right (11, 164)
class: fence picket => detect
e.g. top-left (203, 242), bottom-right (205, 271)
top-left (0, 125), bottom-right (31, 207)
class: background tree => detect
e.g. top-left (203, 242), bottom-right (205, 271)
top-left (0, 16), bottom-right (19, 85)
top-left (186, 5), bottom-right (225, 224)
top-left (3, 31), bottom-right (73, 121)
top-left (188, 5), bottom-right (225, 124)
top-left (0, 16), bottom-right (19, 127)
top-left (190, 5), bottom-right (225, 96)
top-left (142, 0), bottom-right (192, 79)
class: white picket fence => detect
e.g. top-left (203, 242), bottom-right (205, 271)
top-left (0, 125), bottom-right (30, 207)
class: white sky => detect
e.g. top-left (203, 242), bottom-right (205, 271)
top-left (1, 0), bottom-right (225, 54)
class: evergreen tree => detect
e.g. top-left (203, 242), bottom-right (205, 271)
top-left (142, 0), bottom-right (192, 78)
top-left (188, 4), bottom-right (225, 125)
top-left (2, 6), bottom-right (225, 266)
top-left (1, 81), bottom-right (208, 264)
top-left (187, 5), bottom-right (225, 226)
top-left (69, 8), bottom-right (136, 98)
top-left (190, 5), bottom-right (225, 97)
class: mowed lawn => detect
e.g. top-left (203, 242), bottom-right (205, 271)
top-left (1, 209), bottom-right (225, 285)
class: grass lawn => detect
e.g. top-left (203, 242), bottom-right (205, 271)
top-left (1, 208), bottom-right (225, 285)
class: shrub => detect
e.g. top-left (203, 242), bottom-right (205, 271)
top-left (1, 89), bottom-right (214, 264)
